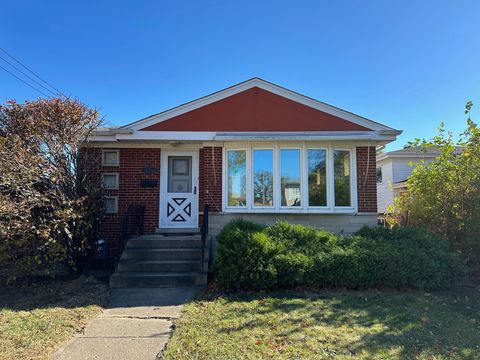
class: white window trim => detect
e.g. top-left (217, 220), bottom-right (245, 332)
top-left (102, 149), bottom-right (120, 167)
top-left (104, 196), bottom-right (118, 214)
top-left (222, 141), bottom-right (358, 214)
top-left (102, 172), bottom-right (119, 190)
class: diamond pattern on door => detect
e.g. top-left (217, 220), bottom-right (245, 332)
top-left (173, 198), bottom-right (186, 206)
top-left (166, 197), bottom-right (193, 223)
top-left (183, 203), bottom-right (191, 216)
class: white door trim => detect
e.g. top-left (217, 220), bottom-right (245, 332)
top-left (159, 150), bottom-right (199, 228)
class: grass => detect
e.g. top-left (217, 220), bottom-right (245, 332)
top-left (0, 275), bottom-right (109, 360)
top-left (164, 288), bottom-right (480, 360)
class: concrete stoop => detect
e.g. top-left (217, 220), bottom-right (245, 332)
top-left (110, 233), bottom-right (210, 288)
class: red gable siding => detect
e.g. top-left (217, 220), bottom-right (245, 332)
top-left (140, 87), bottom-right (371, 132)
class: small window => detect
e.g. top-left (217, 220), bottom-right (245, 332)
top-left (168, 156), bottom-right (192, 193)
top-left (376, 167), bottom-right (383, 184)
top-left (226, 150), bottom-right (247, 207)
top-left (102, 173), bottom-right (119, 189)
top-left (104, 196), bottom-right (118, 214)
top-left (102, 149), bottom-right (119, 166)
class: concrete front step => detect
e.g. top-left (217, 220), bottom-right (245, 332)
top-left (110, 272), bottom-right (208, 288)
top-left (156, 228), bottom-right (200, 234)
top-left (121, 248), bottom-right (209, 261)
top-left (117, 259), bottom-right (206, 273)
top-left (126, 238), bottom-right (209, 249)
top-left (133, 234), bottom-right (203, 241)
top-left (111, 232), bottom-right (211, 289)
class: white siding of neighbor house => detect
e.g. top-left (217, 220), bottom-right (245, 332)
top-left (377, 159), bottom-right (394, 214)
top-left (377, 156), bottom-right (435, 214)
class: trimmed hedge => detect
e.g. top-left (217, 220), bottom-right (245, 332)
top-left (213, 220), bottom-right (467, 290)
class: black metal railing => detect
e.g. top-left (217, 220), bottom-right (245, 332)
top-left (116, 205), bottom-right (145, 269)
top-left (200, 204), bottom-right (209, 272)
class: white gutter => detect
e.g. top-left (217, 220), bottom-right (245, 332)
top-left (377, 153), bottom-right (438, 162)
top-left (214, 131), bottom-right (400, 142)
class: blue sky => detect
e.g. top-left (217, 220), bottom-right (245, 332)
top-left (1, 0), bottom-right (479, 150)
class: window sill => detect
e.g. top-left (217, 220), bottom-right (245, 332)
top-left (221, 208), bottom-right (357, 215)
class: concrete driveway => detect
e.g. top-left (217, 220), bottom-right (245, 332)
top-left (52, 286), bottom-right (204, 360)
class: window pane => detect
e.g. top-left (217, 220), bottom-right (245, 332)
top-left (168, 156), bottom-right (192, 193)
top-left (376, 167), bottom-right (382, 184)
top-left (334, 150), bottom-right (351, 206)
top-left (103, 151), bottom-right (118, 165)
top-left (253, 149), bottom-right (273, 206)
top-left (105, 197), bottom-right (117, 213)
top-left (307, 149), bottom-right (327, 206)
top-left (280, 149), bottom-right (301, 207)
top-left (227, 150), bottom-right (246, 206)
top-left (103, 174), bottom-right (118, 189)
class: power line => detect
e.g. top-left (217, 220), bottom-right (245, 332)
top-left (0, 54), bottom-right (57, 96)
top-left (0, 47), bottom-right (62, 95)
top-left (0, 63), bottom-right (50, 97)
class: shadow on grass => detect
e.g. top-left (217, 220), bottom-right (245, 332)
top-left (206, 288), bottom-right (480, 359)
top-left (0, 275), bottom-right (109, 311)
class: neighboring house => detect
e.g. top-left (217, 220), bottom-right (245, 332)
top-left (376, 147), bottom-right (444, 214)
top-left (89, 78), bottom-right (401, 283)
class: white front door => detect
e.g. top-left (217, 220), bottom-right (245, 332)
top-left (160, 150), bottom-right (199, 228)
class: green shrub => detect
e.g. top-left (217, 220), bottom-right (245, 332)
top-left (214, 220), bottom-right (276, 290)
top-left (264, 221), bottom-right (332, 255)
top-left (213, 220), bottom-right (467, 291)
top-left (274, 252), bottom-right (313, 287)
top-left (356, 226), bottom-right (467, 289)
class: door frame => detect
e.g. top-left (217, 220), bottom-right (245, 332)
top-left (159, 149), bottom-right (199, 229)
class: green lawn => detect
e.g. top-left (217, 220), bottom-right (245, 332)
top-left (164, 289), bottom-right (480, 360)
top-left (0, 276), bottom-right (109, 360)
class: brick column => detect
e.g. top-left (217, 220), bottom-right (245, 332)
top-left (199, 146), bottom-right (223, 215)
top-left (356, 146), bottom-right (377, 213)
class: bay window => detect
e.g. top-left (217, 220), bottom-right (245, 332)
top-left (224, 144), bottom-right (355, 212)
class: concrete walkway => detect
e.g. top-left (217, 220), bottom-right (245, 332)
top-left (52, 287), bottom-right (203, 360)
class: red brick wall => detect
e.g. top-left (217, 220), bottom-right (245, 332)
top-left (100, 148), bottom-right (161, 267)
top-left (95, 145), bottom-right (375, 266)
top-left (356, 146), bottom-right (377, 213)
top-left (98, 146), bottom-right (224, 267)
top-left (199, 147), bottom-right (223, 218)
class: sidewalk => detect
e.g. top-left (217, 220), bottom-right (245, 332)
top-left (52, 287), bottom-right (203, 360)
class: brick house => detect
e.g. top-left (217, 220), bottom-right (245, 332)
top-left (89, 78), bottom-right (401, 285)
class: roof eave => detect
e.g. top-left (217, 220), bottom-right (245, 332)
top-left (88, 130), bottom-right (399, 144)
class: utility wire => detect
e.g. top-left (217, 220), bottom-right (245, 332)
top-left (0, 63), bottom-right (50, 97)
top-left (0, 47), bottom-right (62, 95)
top-left (0, 54), bottom-right (57, 96)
